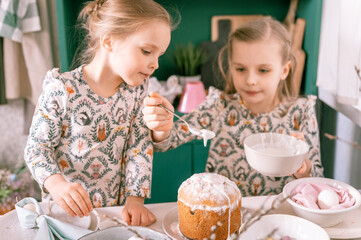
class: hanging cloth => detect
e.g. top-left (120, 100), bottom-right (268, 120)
top-left (317, 0), bottom-right (361, 106)
top-left (0, 0), bottom-right (41, 43)
top-left (1, 0), bottom-right (59, 105)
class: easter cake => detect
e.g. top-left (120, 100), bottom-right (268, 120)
top-left (177, 173), bottom-right (242, 240)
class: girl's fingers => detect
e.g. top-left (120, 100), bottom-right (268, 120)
top-left (77, 187), bottom-right (94, 212)
top-left (148, 91), bottom-right (164, 100)
top-left (297, 161), bottom-right (307, 174)
top-left (64, 194), bottom-right (84, 217)
top-left (70, 191), bottom-right (90, 217)
top-left (148, 211), bottom-right (156, 225)
top-left (141, 212), bottom-right (149, 226)
top-left (145, 120), bottom-right (172, 130)
top-left (143, 106), bottom-right (171, 115)
top-left (147, 92), bottom-right (174, 110)
top-left (144, 93), bottom-right (163, 106)
top-left (121, 209), bottom-right (131, 225)
top-left (57, 198), bottom-right (76, 217)
top-left (131, 212), bottom-right (140, 226)
top-left (143, 112), bottom-right (171, 122)
top-left (291, 132), bottom-right (305, 141)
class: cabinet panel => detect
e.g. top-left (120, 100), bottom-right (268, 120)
top-left (193, 140), bottom-right (210, 173)
top-left (145, 143), bottom-right (193, 203)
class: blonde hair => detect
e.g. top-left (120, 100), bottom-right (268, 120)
top-left (73, 0), bottom-right (175, 67)
top-left (218, 17), bottom-right (296, 100)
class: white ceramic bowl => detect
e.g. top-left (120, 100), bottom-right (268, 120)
top-left (283, 177), bottom-right (361, 227)
top-left (240, 214), bottom-right (330, 240)
top-left (244, 133), bottom-right (309, 177)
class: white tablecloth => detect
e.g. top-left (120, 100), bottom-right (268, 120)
top-left (1, 195), bottom-right (360, 240)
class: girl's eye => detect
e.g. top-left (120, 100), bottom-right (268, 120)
top-left (142, 49), bottom-right (151, 55)
top-left (236, 67), bottom-right (245, 72)
top-left (259, 69), bottom-right (269, 73)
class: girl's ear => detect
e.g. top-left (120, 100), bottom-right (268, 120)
top-left (280, 60), bottom-right (291, 80)
top-left (100, 35), bottom-right (113, 52)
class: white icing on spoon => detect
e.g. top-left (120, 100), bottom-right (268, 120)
top-left (199, 129), bottom-right (216, 147)
top-left (157, 103), bottom-right (215, 146)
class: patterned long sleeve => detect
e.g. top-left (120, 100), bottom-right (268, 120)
top-left (298, 96), bottom-right (324, 177)
top-left (122, 83), bottom-right (153, 201)
top-left (24, 71), bottom-right (66, 190)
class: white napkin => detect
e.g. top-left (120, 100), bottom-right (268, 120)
top-left (15, 197), bottom-right (93, 240)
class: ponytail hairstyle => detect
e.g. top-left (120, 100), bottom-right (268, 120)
top-left (218, 17), bottom-right (297, 100)
top-left (72, 0), bottom-right (176, 68)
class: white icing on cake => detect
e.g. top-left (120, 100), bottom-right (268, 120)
top-left (178, 173), bottom-right (241, 213)
top-left (178, 173), bottom-right (242, 239)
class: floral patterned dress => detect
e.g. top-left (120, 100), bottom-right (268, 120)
top-left (24, 66), bottom-right (153, 207)
top-left (154, 87), bottom-right (324, 197)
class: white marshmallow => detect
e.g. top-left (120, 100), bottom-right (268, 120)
top-left (317, 189), bottom-right (340, 209)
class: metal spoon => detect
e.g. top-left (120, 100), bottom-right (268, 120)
top-left (157, 103), bottom-right (215, 146)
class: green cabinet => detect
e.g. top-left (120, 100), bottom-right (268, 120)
top-left (145, 140), bottom-right (209, 204)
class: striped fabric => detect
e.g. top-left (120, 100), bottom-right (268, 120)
top-left (0, 0), bottom-right (41, 42)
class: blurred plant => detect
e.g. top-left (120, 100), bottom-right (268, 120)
top-left (239, 195), bottom-right (291, 235)
top-left (170, 43), bottom-right (208, 76)
top-left (0, 162), bottom-right (33, 214)
top-left (324, 132), bottom-right (361, 151)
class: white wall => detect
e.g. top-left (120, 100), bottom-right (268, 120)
top-left (334, 112), bottom-right (361, 189)
top-left (0, 99), bottom-right (28, 167)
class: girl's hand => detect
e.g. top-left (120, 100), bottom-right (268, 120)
top-left (290, 132), bottom-right (312, 178)
top-left (293, 157), bottom-right (312, 179)
top-left (44, 173), bottom-right (93, 217)
top-left (142, 92), bottom-right (173, 142)
top-left (121, 196), bottom-right (156, 226)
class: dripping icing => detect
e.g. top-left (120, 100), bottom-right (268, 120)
top-left (178, 173), bottom-right (242, 239)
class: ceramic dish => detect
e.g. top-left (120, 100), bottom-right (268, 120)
top-left (242, 194), bottom-right (361, 239)
top-left (322, 204), bottom-right (361, 239)
top-left (49, 202), bottom-right (100, 231)
top-left (79, 225), bottom-right (170, 240)
top-left (283, 177), bottom-right (361, 228)
top-left (240, 214), bottom-right (330, 240)
top-left (162, 206), bottom-right (188, 240)
top-left (244, 133), bottom-right (309, 177)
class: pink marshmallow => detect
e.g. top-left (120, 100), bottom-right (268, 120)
top-left (290, 182), bottom-right (355, 210)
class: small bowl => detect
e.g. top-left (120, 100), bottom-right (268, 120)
top-left (283, 177), bottom-right (361, 227)
top-left (240, 214), bottom-right (330, 240)
top-left (244, 133), bottom-right (309, 177)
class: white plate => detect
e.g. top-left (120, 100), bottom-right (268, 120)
top-left (322, 204), bottom-right (361, 239)
top-left (163, 201), bottom-right (361, 240)
top-left (79, 226), bottom-right (170, 240)
top-left (250, 196), bottom-right (361, 239)
top-left (240, 214), bottom-right (329, 240)
top-left (49, 202), bottom-right (99, 231)
top-left (162, 206), bottom-right (188, 240)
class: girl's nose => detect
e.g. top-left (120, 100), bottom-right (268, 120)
top-left (150, 58), bottom-right (159, 70)
top-left (245, 71), bottom-right (257, 85)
